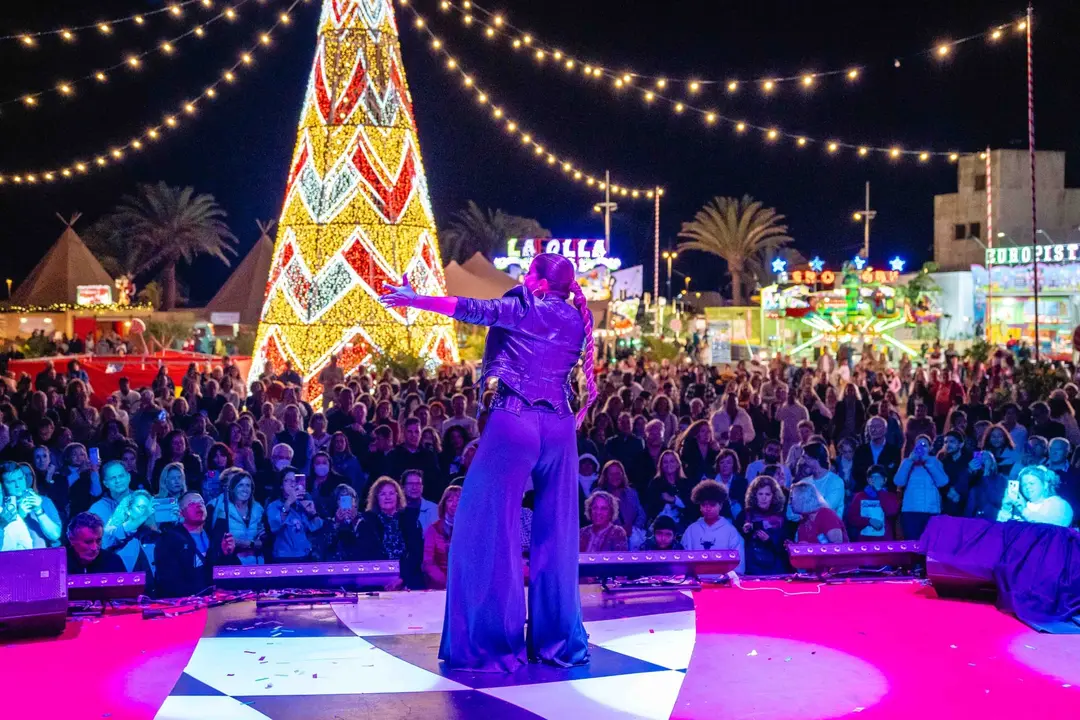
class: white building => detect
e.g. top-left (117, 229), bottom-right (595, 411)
top-left (934, 149), bottom-right (1080, 272)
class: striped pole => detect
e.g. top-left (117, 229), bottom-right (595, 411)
top-left (986, 146), bottom-right (993, 343)
top-left (654, 186), bottom-right (660, 330)
top-left (1027, 3), bottom-right (1039, 360)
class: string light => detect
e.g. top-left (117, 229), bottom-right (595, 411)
top-left (0, 0), bottom-right (257, 112)
top-left (430, 0), bottom-right (1022, 96)
top-left (1, 0), bottom-right (302, 187)
top-left (406, 7), bottom-right (655, 201)
top-left (2, 0), bottom-right (215, 45)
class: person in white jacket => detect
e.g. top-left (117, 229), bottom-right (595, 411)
top-left (710, 394), bottom-right (756, 445)
top-left (681, 479), bottom-right (745, 574)
top-left (894, 435), bottom-right (949, 540)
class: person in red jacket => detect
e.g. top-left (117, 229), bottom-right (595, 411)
top-left (845, 464), bottom-right (900, 540)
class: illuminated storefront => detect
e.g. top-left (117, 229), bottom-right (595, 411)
top-left (973, 246), bottom-right (1080, 358)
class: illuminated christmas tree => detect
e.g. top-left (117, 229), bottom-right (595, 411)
top-left (251, 0), bottom-right (457, 403)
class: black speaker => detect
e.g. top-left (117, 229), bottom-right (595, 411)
top-left (0, 548), bottom-right (68, 639)
top-left (925, 557), bottom-right (998, 601)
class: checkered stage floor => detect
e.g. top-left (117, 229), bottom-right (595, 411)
top-left (155, 586), bottom-right (695, 719)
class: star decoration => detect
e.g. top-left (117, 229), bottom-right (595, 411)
top-left (852, 255), bottom-right (867, 270)
top-left (809, 256), bottom-right (825, 272)
top-left (889, 256), bottom-right (906, 272)
top-left (771, 257), bottom-right (787, 274)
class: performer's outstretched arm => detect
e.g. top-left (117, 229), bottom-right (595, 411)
top-left (381, 277), bottom-right (458, 316)
top-left (382, 278), bottom-right (530, 328)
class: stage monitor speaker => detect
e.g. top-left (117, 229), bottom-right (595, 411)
top-left (0, 548), bottom-right (68, 639)
top-left (925, 558), bottom-right (997, 601)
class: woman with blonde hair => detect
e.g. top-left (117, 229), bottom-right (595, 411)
top-left (354, 476), bottom-right (424, 590)
top-left (579, 490), bottom-right (629, 552)
top-left (422, 485), bottom-right (463, 589)
top-left (596, 460), bottom-right (646, 548)
top-left (789, 481), bottom-right (847, 544)
top-left (645, 449), bottom-right (690, 531)
top-left (104, 489), bottom-right (160, 579)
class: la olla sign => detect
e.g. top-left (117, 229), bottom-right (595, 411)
top-left (493, 238), bottom-right (622, 273)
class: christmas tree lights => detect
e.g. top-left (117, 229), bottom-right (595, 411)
top-left (250, 0), bottom-right (459, 404)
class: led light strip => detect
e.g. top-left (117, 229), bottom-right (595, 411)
top-left (405, 5), bottom-right (659, 200)
top-left (0, 0), bottom-right (305, 186)
top-left (434, 0), bottom-right (1026, 91)
top-left (1, 0), bottom-right (273, 111)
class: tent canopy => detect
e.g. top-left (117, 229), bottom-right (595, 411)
top-left (13, 217), bottom-right (114, 307)
top-left (205, 221), bottom-right (275, 325)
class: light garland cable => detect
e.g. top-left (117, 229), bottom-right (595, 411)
top-left (2, 0), bottom-right (273, 111)
top-left (0, 0), bottom-right (306, 187)
top-left (435, 0), bottom-right (1026, 92)
top-left (4, 0), bottom-right (225, 44)
top-left (405, 5), bottom-right (659, 201)
top-left (417, 2), bottom-right (973, 162)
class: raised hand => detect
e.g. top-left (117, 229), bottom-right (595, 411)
top-left (380, 276), bottom-right (419, 309)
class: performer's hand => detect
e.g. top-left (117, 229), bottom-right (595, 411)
top-left (380, 276), bottom-right (419, 308)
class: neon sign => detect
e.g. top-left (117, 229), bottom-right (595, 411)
top-left (493, 238), bottom-right (622, 273)
top-left (985, 244), bottom-right (1080, 267)
top-left (785, 268), bottom-right (899, 286)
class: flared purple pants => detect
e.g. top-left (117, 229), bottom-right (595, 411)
top-left (438, 406), bottom-right (589, 672)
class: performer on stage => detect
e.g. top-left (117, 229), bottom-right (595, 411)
top-left (381, 253), bottom-right (597, 672)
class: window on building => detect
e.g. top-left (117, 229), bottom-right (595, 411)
top-left (954, 224), bottom-right (967, 240)
top-left (969, 222), bottom-right (982, 239)
top-left (974, 174), bottom-right (987, 191)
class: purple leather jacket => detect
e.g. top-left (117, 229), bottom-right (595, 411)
top-left (452, 286), bottom-right (585, 417)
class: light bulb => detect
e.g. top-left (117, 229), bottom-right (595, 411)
top-left (127, 55), bottom-right (141, 68)
top-left (890, 147), bottom-right (901, 159)
top-left (828, 142), bottom-right (839, 153)
top-left (162, 42), bottom-right (174, 54)
top-left (20, 35), bottom-right (35, 47)
top-left (767, 128), bottom-right (779, 140)
top-left (847, 68), bottom-right (859, 80)
top-left (797, 137), bottom-right (807, 147)
top-left (485, 27), bottom-right (495, 37)
top-left (736, 122), bottom-right (746, 132)
top-left (656, 78), bottom-right (667, 89)
top-left (61, 30), bottom-right (74, 42)
top-left (493, 15), bottom-right (504, 26)
top-left (801, 74), bottom-right (814, 87)
top-left (644, 91), bottom-right (654, 102)
top-left (763, 80), bottom-right (775, 93)
top-left (919, 152), bottom-right (930, 162)
top-left (949, 152), bottom-right (960, 162)
top-left (705, 112), bottom-right (717, 124)
top-left (689, 81), bottom-right (700, 93)
top-left (95, 71), bottom-right (107, 82)
top-left (937, 44), bottom-right (950, 57)
top-left (727, 80), bottom-right (738, 92)
top-left (674, 102), bottom-right (684, 113)
top-left (98, 23), bottom-right (112, 34)
top-left (858, 147), bottom-right (869, 156)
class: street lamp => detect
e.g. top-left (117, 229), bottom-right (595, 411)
top-left (662, 251), bottom-right (678, 302)
top-left (851, 181), bottom-right (876, 258)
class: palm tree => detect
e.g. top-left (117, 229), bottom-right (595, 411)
top-left (677, 195), bottom-right (793, 305)
top-left (90, 182), bottom-right (237, 310)
top-left (439, 200), bottom-right (550, 264)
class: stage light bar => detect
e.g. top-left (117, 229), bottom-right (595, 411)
top-left (579, 550), bottom-right (740, 578)
top-left (213, 561), bottom-right (400, 589)
top-left (67, 572), bottom-right (147, 600)
top-left (787, 541), bottom-right (923, 571)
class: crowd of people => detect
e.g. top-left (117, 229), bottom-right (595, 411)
top-left (1, 343), bottom-right (1077, 596)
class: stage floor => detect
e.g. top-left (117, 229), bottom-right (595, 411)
top-left (157, 586), bottom-right (696, 719)
top-left (7, 580), bottom-right (1076, 719)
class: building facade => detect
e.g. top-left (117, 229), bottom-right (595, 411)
top-left (933, 149), bottom-right (1080, 271)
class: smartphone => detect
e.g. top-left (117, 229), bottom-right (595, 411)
top-left (158, 410), bottom-right (168, 422)
top-left (88, 447), bottom-right (100, 466)
top-left (973, 450), bottom-right (984, 463)
top-left (154, 498), bottom-right (179, 523)
top-left (338, 495), bottom-right (355, 511)
top-left (1007, 479), bottom-right (1020, 502)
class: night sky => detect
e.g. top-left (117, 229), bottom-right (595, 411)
top-left (2, 0), bottom-right (1077, 304)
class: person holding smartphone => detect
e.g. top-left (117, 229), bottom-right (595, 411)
top-left (894, 435), bottom-right (949, 540)
top-left (0, 461), bottom-right (63, 548)
top-left (265, 467), bottom-right (323, 561)
top-left (211, 471), bottom-right (265, 565)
